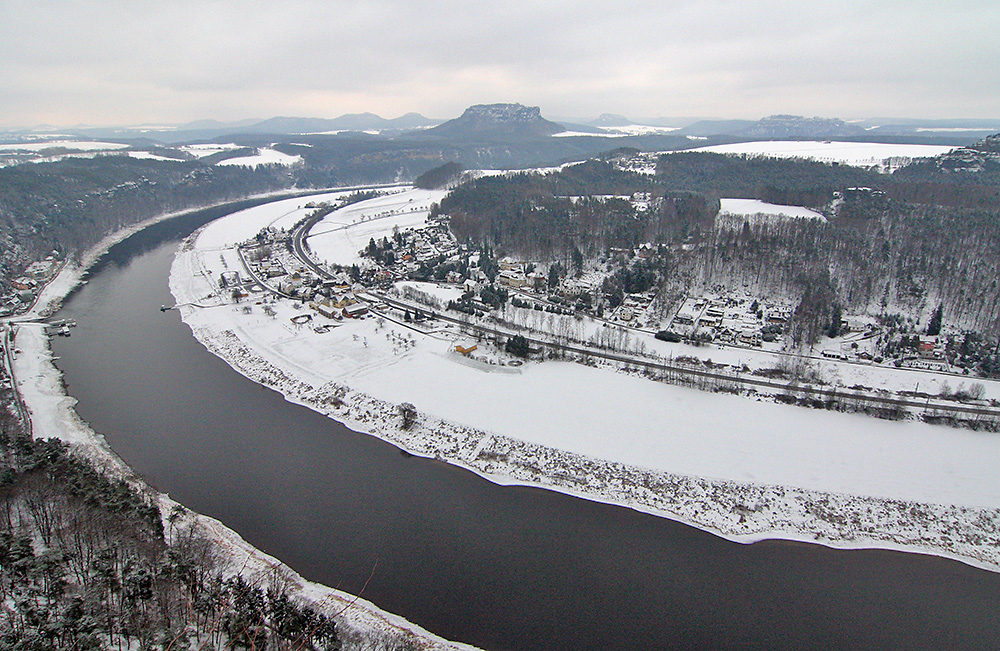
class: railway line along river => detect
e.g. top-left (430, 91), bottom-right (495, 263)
top-left (49, 210), bottom-right (1000, 650)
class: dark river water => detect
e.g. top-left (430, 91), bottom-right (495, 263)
top-left (50, 209), bottom-right (1000, 651)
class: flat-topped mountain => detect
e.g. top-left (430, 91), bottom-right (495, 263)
top-left (590, 113), bottom-right (632, 127)
top-left (741, 114), bottom-right (865, 138)
top-left (418, 103), bottom-right (566, 141)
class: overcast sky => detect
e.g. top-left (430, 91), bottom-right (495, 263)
top-left (2, 0), bottom-right (998, 128)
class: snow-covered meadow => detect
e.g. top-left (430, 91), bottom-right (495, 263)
top-left (195, 190), bottom-right (371, 250)
top-left (0, 140), bottom-right (129, 152)
top-left (305, 188), bottom-right (446, 266)
top-left (554, 125), bottom-right (681, 138)
top-left (718, 198), bottom-right (826, 222)
top-left (126, 151), bottom-right (180, 162)
top-left (217, 147), bottom-right (302, 168)
top-left (178, 143), bottom-right (242, 158)
top-left (688, 140), bottom-right (956, 166)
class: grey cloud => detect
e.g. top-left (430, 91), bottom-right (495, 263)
top-left (1, 0), bottom-right (997, 127)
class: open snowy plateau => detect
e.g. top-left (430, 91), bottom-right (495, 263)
top-left (687, 140), bottom-right (956, 166)
top-left (170, 188), bottom-right (1000, 573)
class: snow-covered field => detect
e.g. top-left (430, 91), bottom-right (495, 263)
top-left (688, 140), bottom-right (956, 166)
top-left (178, 143), bottom-right (242, 158)
top-left (167, 191), bottom-right (1000, 571)
top-left (718, 198), bottom-right (825, 221)
top-left (126, 151), bottom-right (180, 162)
top-left (0, 140), bottom-right (128, 152)
top-left (305, 188), bottom-right (447, 266)
top-left (601, 124), bottom-right (681, 136)
top-left (554, 125), bottom-right (680, 138)
top-left (217, 147), bottom-right (302, 168)
top-left (196, 190), bottom-right (366, 250)
top-left (171, 279), bottom-right (1000, 509)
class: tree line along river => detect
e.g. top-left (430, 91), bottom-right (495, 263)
top-left (49, 201), bottom-right (1000, 651)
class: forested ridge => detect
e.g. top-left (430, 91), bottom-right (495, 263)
top-left (0, 157), bottom-right (298, 281)
top-left (440, 160), bottom-right (719, 257)
top-left (436, 136), bottom-right (1000, 341)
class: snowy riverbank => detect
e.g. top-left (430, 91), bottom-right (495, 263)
top-left (169, 191), bottom-right (1000, 574)
top-left (8, 199), bottom-right (480, 651)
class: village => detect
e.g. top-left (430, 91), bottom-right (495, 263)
top-left (1, 253), bottom-right (62, 318)
top-left (158, 183), bottom-right (994, 436)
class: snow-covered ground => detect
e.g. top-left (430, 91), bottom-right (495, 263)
top-left (553, 125), bottom-right (680, 138)
top-left (217, 147), bottom-right (302, 168)
top-left (168, 193), bottom-right (1000, 572)
top-left (178, 143), bottom-right (242, 158)
top-left (126, 150), bottom-right (180, 162)
top-left (718, 198), bottom-right (825, 221)
top-left (600, 124), bottom-right (681, 136)
top-left (196, 190), bottom-right (367, 250)
top-left (171, 277), bottom-right (1000, 509)
top-left (688, 140), bottom-right (956, 166)
top-left (305, 188), bottom-right (447, 266)
top-left (5, 195), bottom-right (478, 651)
top-left (0, 140), bottom-right (128, 152)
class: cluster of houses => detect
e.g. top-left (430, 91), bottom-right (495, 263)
top-left (895, 334), bottom-right (949, 371)
top-left (609, 293), bottom-right (655, 324)
top-left (237, 232), bottom-right (369, 320)
top-left (1, 254), bottom-right (60, 317)
top-left (668, 294), bottom-right (793, 346)
top-left (404, 219), bottom-right (460, 265)
top-left (365, 219), bottom-right (461, 283)
top-left (497, 257), bottom-right (546, 291)
top-left (309, 289), bottom-right (369, 320)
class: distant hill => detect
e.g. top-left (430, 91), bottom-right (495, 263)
top-left (590, 113), bottom-right (632, 127)
top-left (741, 114), bottom-right (864, 138)
top-left (179, 118), bottom-right (262, 130)
top-left (679, 119), bottom-right (757, 137)
top-left (680, 115), bottom-right (863, 139)
top-left (417, 103), bottom-right (566, 141)
top-left (238, 112), bottom-right (438, 134)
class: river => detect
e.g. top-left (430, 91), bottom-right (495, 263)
top-left (50, 215), bottom-right (1000, 650)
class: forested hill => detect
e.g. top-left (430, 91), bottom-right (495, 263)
top-left (435, 141), bottom-right (1000, 340)
top-left (890, 134), bottom-right (1000, 209)
top-left (655, 152), bottom-right (886, 206)
top-left (0, 132), bottom-right (693, 284)
top-left (0, 157), bottom-right (297, 279)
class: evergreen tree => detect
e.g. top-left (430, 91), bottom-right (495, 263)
top-left (505, 335), bottom-right (530, 358)
top-left (927, 303), bottom-right (943, 336)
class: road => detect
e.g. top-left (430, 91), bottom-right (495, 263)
top-left (1, 323), bottom-right (32, 438)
